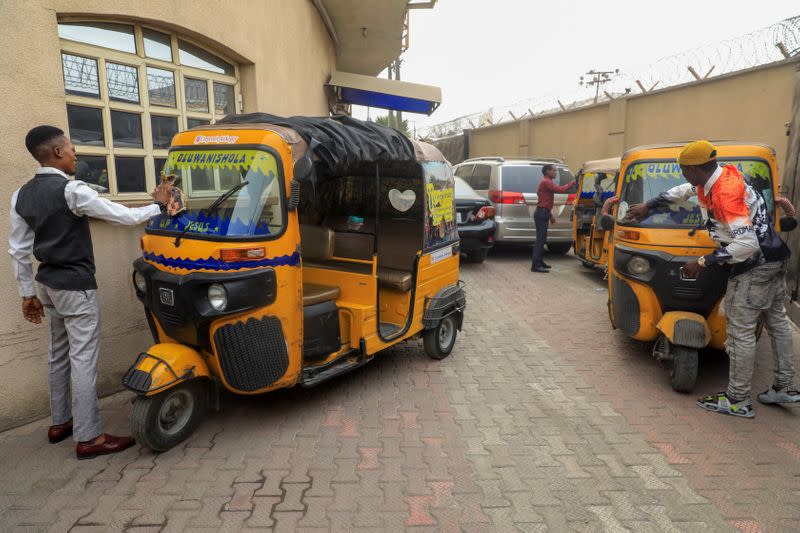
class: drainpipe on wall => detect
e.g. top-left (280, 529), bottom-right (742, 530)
top-left (312, 0), bottom-right (340, 54)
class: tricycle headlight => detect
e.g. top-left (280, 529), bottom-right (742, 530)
top-left (627, 256), bottom-right (651, 276)
top-left (208, 283), bottom-right (228, 311)
top-left (133, 271), bottom-right (147, 293)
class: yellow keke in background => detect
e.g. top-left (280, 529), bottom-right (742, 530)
top-left (123, 115), bottom-right (466, 451)
top-left (572, 157), bottom-right (621, 269)
top-left (604, 141), bottom-right (795, 392)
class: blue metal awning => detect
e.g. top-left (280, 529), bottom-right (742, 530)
top-left (328, 71), bottom-right (441, 115)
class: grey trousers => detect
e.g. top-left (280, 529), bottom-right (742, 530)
top-left (39, 286), bottom-right (102, 442)
top-left (724, 260), bottom-right (795, 401)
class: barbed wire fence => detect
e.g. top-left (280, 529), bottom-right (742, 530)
top-left (417, 15), bottom-right (800, 140)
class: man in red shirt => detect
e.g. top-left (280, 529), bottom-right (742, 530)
top-left (532, 164), bottom-right (577, 272)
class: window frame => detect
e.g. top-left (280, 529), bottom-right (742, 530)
top-left (471, 164), bottom-right (492, 190)
top-left (59, 18), bottom-right (241, 201)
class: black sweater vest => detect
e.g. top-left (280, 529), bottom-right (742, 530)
top-left (15, 174), bottom-right (97, 290)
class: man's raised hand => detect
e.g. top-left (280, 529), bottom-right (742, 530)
top-left (623, 203), bottom-right (650, 223)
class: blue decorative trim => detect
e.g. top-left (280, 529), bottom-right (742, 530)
top-left (143, 251), bottom-right (300, 271)
top-left (580, 191), bottom-right (616, 199)
top-left (147, 210), bottom-right (273, 237)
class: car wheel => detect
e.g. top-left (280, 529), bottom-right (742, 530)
top-left (547, 242), bottom-right (572, 255)
top-left (423, 315), bottom-right (458, 360)
top-left (467, 249), bottom-right (488, 263)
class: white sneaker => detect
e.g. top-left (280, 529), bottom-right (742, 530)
top-left (757, 386), bottom-right (800, 404)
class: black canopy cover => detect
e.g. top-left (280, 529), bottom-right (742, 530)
top-left (217, 113), bottom-right (416, 172)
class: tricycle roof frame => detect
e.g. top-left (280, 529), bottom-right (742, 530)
top-left (190, 113), bottom-right (449, 167)
top-left (580, 157), bottom-right (622, 175)
top-left (622, 141), bottom-right (776, 161)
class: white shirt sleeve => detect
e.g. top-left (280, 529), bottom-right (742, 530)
top-left (8, 190), bottom-right (36, 298)
top-left (65, 181), bottom-right (161, 225)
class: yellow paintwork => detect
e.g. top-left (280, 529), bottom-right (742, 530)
top-left (607, 142), bottom-right (781, 350)
top-left (134, 343), bottom-right (210, 395)
top-left (611, 274), bottom-right (663, 341)
top-left (300, 252), bottom-right (459, 358)
top-left (572, 172), bottom-right (614, 268)
top-left (133, 126), bottom-right (460, 396)
top-left (140, 128), bottom-right (304, 396)
top-left (656, 311), bottom-right (712, 347)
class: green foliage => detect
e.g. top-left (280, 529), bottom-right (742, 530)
top-left (373, 114), bottom-right (410, 137)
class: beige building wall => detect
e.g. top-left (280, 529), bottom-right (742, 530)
top-left (468, 122), bottom-right (520, 159)
top-left (464, 60), bottom-right (799, 180)
top-left (0, 1), bottom-right (335, 430)
top-left (624, 62), bottom-right (797, 168)
top-left (527, 105), bottom-right (609, 171)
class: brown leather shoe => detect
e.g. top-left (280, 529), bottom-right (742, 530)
top-left (76, 434), bottom-right (135, 460)
top-left (48, 419), bottom-right (73, 443)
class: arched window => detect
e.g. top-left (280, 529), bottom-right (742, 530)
top-left (58, 20), bottom-right (241, 198)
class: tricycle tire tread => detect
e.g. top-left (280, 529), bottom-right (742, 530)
top-left (670, 345), bottom-right (698, 393)
top-left (132, 380), bottom-right (207, 452)
top-left (423, 315), bottom-right (458, 360)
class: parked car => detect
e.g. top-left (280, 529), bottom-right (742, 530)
top-left (455, 176), bottom-right (495, 263)
top-left (453, 156), bottom-right (577, 254)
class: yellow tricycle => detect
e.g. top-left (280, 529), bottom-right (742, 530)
top-left (605, 141), bottom-right (794, 392)
top-left (572, 157), bottom-right (620, 270)
top-left (123, 114), bottom-right (465, 450)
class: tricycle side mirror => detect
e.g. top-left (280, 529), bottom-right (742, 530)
top-left (780, 216), bottom-right (798, 232)
top-left (599, 214), bottom-right (615, 231)
top-left (288, 155), bottom-right (314, 211)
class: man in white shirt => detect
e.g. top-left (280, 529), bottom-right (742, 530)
top-left (9, 125), bottom-right (172, 459)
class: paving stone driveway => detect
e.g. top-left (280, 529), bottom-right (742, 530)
top-left (0, 248), bottom-right (798, 532)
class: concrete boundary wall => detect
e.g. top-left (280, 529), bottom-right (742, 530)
top-left (465, 59), bottom-right (800, 179)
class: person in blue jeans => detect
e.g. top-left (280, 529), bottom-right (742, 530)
top-left (532, 164), bottom-right (576, 272)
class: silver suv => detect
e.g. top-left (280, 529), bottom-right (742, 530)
top-left (453, 157), bottom-right (576, 253)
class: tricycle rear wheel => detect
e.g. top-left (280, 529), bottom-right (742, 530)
top-left (132, 380), bottom-right (207, 452)
top-left (424, 315), bottom-right (458, 360)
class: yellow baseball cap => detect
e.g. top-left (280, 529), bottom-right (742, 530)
top-left (678, 140), bottom-right (718, 166)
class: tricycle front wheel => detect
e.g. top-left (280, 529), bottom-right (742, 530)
top-left (654, 336), bottom-right (698, 393)
top-left (669, 345), bottom-right (698, 393)
top-left (132, 380), bottom-right (207, 452)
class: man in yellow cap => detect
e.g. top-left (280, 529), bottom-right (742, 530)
top-left (625, 140), bottom-right (798, 418)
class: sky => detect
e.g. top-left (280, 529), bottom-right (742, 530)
top-left (352, 1), bottom-right (799, 134)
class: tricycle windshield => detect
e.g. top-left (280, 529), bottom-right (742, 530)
top-left (617, 158), bottom-right (774, 227)
top-left (147, 148), bottom-right (284, 239)
top-left (580, 172), bottom-right (616, 200)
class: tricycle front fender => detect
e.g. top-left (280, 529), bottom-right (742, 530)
top-left (656, 311), bottom-right (710, 349)
top-left (122, 343), bottom-right (210, 396)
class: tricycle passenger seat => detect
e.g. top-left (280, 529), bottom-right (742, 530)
top-left (303, 283), bottom-right (340, 306)
top-left (299, 224), bottom-right (335, 260)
